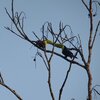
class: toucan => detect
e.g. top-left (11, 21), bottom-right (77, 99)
top-left (62, 46), bottom-right (77, 59)
top-left (35, 40), bottom-right (77, 59)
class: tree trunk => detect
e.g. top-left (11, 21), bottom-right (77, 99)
top-left (86, 66), bottom-right (92, 100)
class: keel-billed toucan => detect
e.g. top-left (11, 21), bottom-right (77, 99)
top-left (35, 40), bottom-right (77, 59)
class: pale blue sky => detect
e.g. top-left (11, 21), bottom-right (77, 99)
top-left (0, 0), bottom-right (100, 100)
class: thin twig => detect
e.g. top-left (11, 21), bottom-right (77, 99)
top-left (81, 0), bottom-right (90, 12)
top-left (37, 51), bottom-right (49, 70)
top-left (0, 82), bottom-right (23, 100)
top-left (91, 20), bottom-right (100, 48)
top-left (93, 88), bottom-right (100, 95)
top-left (32, 31), bottom-right (40, 40)
top-left (4, 27), bottom-right (24, 39)
top-left (44, 49), bottom-right (55, 100)
top-left (0, 72), bottom-right (4, 84)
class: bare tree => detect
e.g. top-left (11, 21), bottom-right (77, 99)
top-left (2, 0), bottom-right (100, 100)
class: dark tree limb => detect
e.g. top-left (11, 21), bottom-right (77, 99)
top-left (81, 0), bottom-right (90, 12)
top-left (85, 0), bottom-right (93, 100)
top-left (91, 20), bottom-right (100, 48)
top-left (92, 85), bottom-right (100, 97)
top-left (0, 83), bottom-right (23, 100)
top-left (0, 72), bottom-right (22, 100)
top-left (44, 47), bottom-right (55, 100)
top-left (81, 0), bottom-right (100, 100)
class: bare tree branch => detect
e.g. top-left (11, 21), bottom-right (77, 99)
top-left (92, 85), bottom-right (100, 98)
top-left (0, 72), bottom-right (4, 84)
top-left (44, 48), bottom-right (55, 100)
top-left (87, 0), bottom-right (93, 65)
top-left (4, 26), bottom-right (25, 39)
top-left (86, 0), bottom-right (93, 100)
top-left (37, 51), bottom-right (49, 71)
top-left (0, 83), bottom-right (23, 100)
top-left (91, 20), bottom-right (100, 48)
top-left (32, 31), bottom-right (40, 40)
top-left (93, 89), bottom-right (100, 95)
top-left (93, 0), bottom-right (100, 6)
top-left (81, 0), bottom-right (90, 12)
top-left (0, 72), bottom-right (22, 100)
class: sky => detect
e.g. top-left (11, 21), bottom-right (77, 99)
top-left (0, 0), bottom-right (100, 100)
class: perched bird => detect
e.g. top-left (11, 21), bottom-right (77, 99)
top-left (62, 46), bottom-right (77, 59)
top-left (35, 40), bottom-right (77, 59)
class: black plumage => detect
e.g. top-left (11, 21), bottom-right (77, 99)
top-left (62, 46), bottom-right (77, 59)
